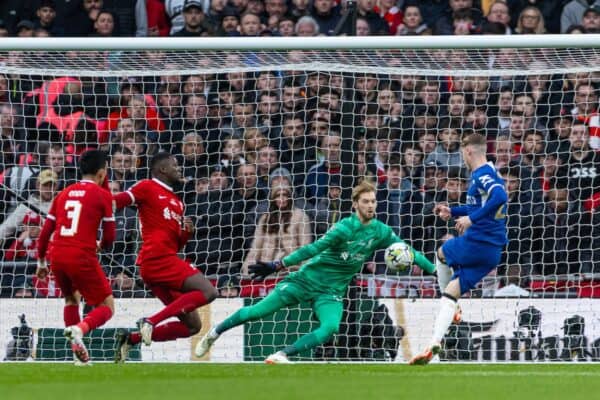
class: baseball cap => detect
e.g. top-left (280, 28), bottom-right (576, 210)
top-left (424, 160), bottom-right (447, 170)
top-left (585, 4), bottom-right (600, 16)
top-left (221, 6), bottom-right (240, 19)
top-left (38, 169), bottom-right (58, 185)
top-left (16, 20), bottom-right (35, 31)
top-left (183, 0), bottom-right (204, 11)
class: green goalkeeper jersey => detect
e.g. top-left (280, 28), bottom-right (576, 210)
top-left (282, 213), bottom-right (435, 296)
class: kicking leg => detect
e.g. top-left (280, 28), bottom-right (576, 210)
top-left (139, 272), bottom-right (218, 345)
top-left (195, 287), bottom-right (294, 357)
top-left (436, 247), bottom-right (461, 324)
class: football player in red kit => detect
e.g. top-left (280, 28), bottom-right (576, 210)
top-left (112, 152), bottom-right (217, 362)
top-left (37, 150), bottom-right (116, 365)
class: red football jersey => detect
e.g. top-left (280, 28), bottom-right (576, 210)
top-left (117, 178), bottom-right (187, 264)
top-left (45, 180), bottom-right (115, 254)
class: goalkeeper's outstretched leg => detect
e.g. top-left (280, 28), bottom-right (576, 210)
top-left (195, 285), bottom-right (293, 357)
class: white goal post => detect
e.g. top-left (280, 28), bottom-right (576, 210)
top-left (1, 35), bottom-right (600, 363)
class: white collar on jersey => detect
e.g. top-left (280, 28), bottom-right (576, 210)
top-left (152, 177), bottom-right (174, 192)
top-left (80, 179), bottom-right (95, 184)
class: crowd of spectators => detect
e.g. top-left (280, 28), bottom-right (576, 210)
top-left (1, 0), bottom-right (600, 299)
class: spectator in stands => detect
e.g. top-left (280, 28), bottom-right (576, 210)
top-left (492, 134), bottom-right (515, 169)
top-left (243, 127), bottom-right (268, 164)
top-left (514, 93), bottom-right (544, 131)
top-left (218, 136), bottom-right (246, 178)
top-left (239, 12), bottom-right (263, 36)
top-left (4, 211), bottom-right (41, 261)
top-left (100, 180), bottom-right (140, 292)
top-left (280, 113), bottom-right (317, 189)
top-left (305, 133), bottom-right (343, 200)
top-left (396, 4), bottom-right (430, 35)
top-left (504, 111), bottom-right (527, 154)
top-left (91, 10), bottom-right (117, 36)
top-left (178, 131), bottom-right (208, 185)
top-left (257, 90), bottom-right (281, 134)
top-left (255, 144), bottom-right (280, 189)
top-left (146, 0), bottom-right (171, 36)
top-left (531, 178), bottom-right (595, 275)
top-left (217, 6), bottom-right (240, 35)
top-left (186, 164), bottom-right (234, 275)
top-left (582, 4), bottom-right (600, 32)
top-left (311, 0), bottom-right (340, 36)
top-left (108, 146), bottom-right (137, 190)
top-left (43, 144), bottom-right (77, 190)
top-left (217, 275), bottom-right (241, 298)
top-left (561, 120), bottom-right (600, 210)
top-left (489, 87), bottom-right (513, 133)
top-left (425, 119), bottom-right (463, 169)
top-left (548, 114), bottom-right (573, 154)
top-left (241, 184), bottom-right (311, 276)
top-left (65, 0), bottom-right (103, 36)
top-left (281, 79), bottom-right (306, 114)
top-left (516, 129), bottom-right (545, 195)
top-left (0, 20), bottom-right (8, 37)
top-left (401, 144), bottom-right (424, 188)
top-left (417, 129), bottom-right (437, 159)
top-left (0, 169), bottom-right (57, 248)
top-left (172, 0), bottom-right (213, 36)
top-left (416, 80), bottom-right (441, 117)
top-left (486, 1), bottom-right (511, 34)
top-left (562, 1), bottom-right (600, 33)
top-left (306, 174), bottom-right (351, 236)
top-left (277, 14), bottom-right (296, 36)
top-left (15, 20), bottom-right (35, 37)
top-left (515, 6), bottom-right (546, 34)
top-left (229, 163), bottom-right (270, 269)
top-left (221, 101), bottom-right (256, 138)
top-left (376, 159), bottom-right (421, 237)
top-left (534, 151), bottom-right (563, 202)
top-left (498, 165), bottom-right (534, 287)
top-left (0, 103), bottom-right (24, 169)
top-left (33, 0), bottom-right (64, 36)
top-left (571, 82), bottom-right (598, 125)
top-left (295, 15), bottom-right (320, 36)
top-left (434, 0), bottom-right (483, 35)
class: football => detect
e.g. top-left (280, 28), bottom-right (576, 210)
top-left (384, 242), bottom-right (414, 272)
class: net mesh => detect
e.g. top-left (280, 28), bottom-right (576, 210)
top-left (1, 45), bottom-right (600, 362)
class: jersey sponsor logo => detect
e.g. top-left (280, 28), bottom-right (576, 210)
top-left (162, 207), bottom-right (182, 224)
top-left (571, 167), bottom-right (597, 178)
top-left (478, 174), bottom-right (495, 187)
top-left (340, 251), bottom-right (349, 261)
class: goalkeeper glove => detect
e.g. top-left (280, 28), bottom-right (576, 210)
top-left (248, 260), bottom-right (284, 280)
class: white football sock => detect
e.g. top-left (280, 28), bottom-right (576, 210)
top-left (432, 295), bottom-right (458, 345)
top-left (436, 255), bottom-right (452, 292)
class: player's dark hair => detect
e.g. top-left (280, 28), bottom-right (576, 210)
top-left (150, 152), bottom-right (173, 173)
top-left (79, 150), bottom-right (107, 176)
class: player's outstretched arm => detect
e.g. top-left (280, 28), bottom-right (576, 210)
top-left (281, 221), bottom-right (352, 267)
top-left (468, 185), bottom-right (508, 223)
top-left (112, 191), bottom-right (135, 210)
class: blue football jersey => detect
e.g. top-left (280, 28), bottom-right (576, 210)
top-left (451, 162), bottom-right (508, 246)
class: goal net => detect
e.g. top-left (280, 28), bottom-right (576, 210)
top-left (1, 37), bottom-right (600, 362)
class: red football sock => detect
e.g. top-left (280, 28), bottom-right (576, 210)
top-left (77, 305), bottom-right (113, 335)
top-left (146, 291), bottom-right (207, 326)
top-left (129, 332), bottom-right (141, 345)
top-left (150, 321), bottom-right (192, 342)
top-left (64, 305), bottom-right (81, 327)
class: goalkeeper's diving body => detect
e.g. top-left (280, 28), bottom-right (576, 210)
top-left (409, 133), bottom-right (508, 365)
top-left (195, 180), bottom-right (435, 363)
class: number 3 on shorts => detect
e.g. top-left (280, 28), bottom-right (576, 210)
top-left (60, 200), bottom-right (82, 237)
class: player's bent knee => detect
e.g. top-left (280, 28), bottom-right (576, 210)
top-left (321, 323), bottom-right (339, 338)
top-left (204, 286), bottom-right (218, 303)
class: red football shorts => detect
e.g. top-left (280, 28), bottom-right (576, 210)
top-left (139, 256), bottom-right (200, 305)
top-left (51, 251), bottom-right (112, 306)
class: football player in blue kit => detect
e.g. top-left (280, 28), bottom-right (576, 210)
top-left (410, 132), bottom-right (508, 365)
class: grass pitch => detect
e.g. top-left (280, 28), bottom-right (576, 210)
top-left (1, 363), bottom-right (598, 400)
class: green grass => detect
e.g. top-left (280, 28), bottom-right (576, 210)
top-left (1, 363), bottom-right (599, 400)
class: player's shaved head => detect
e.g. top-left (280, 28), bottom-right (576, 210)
top-left (150, 152), bottom-right (174, 173)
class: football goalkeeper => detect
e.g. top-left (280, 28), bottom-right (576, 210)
top-left (195, 180), bottom-right (435, 363)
